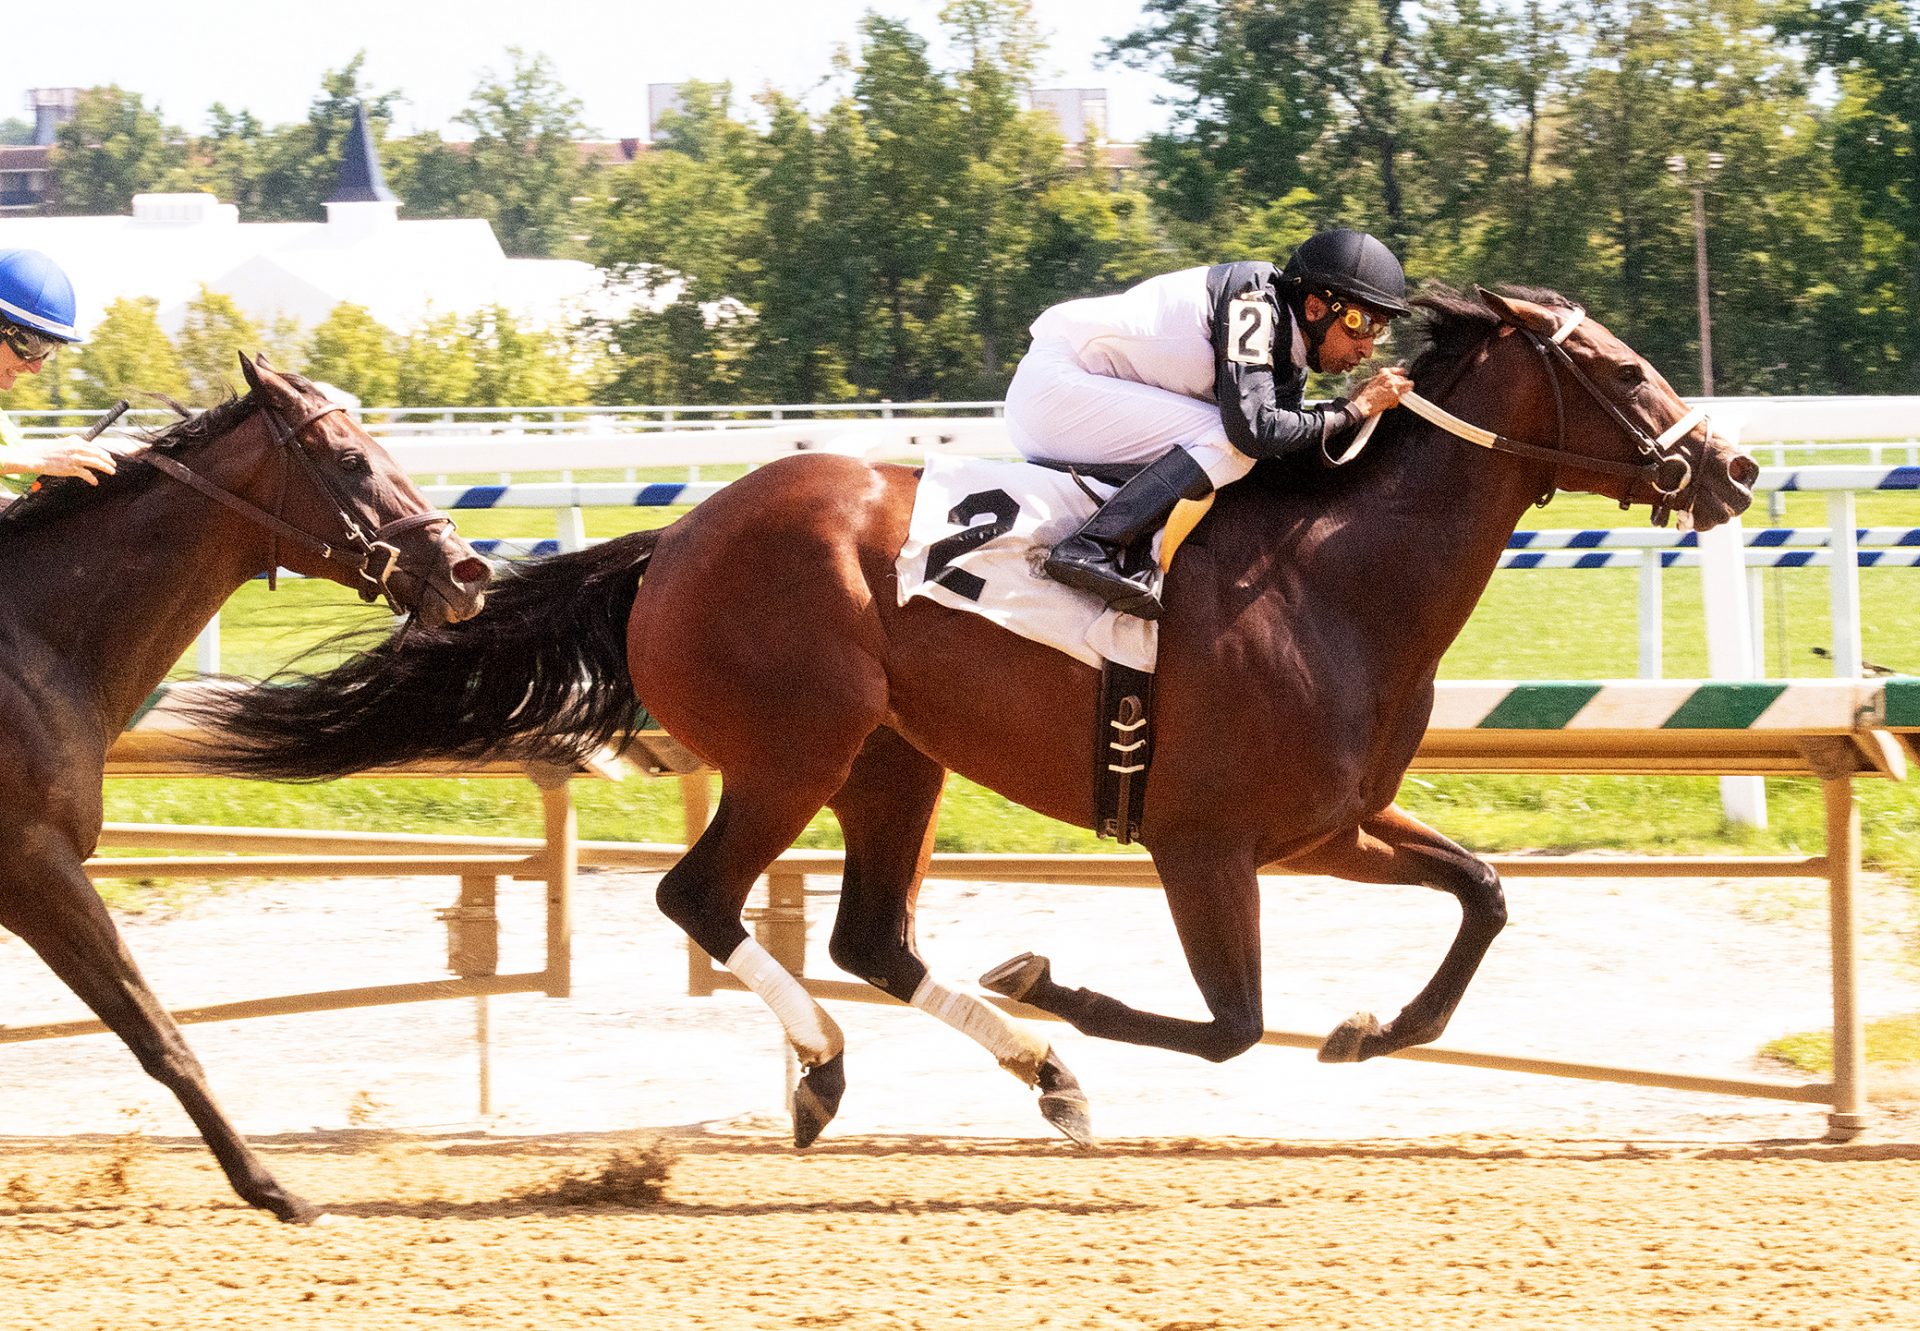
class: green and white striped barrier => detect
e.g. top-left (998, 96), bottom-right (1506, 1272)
top-left (129, 677), bottom-right (1920, 744)
top-left (1426, 678), bottom-right (1916, 733)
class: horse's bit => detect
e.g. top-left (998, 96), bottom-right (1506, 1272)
top-left (1366, 306), bottom-right (1711, 526)
top-left (137, 397), bottom-right (455, 611)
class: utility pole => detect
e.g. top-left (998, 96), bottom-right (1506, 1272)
top-left (1666, 152), bottom-right (1724, 396)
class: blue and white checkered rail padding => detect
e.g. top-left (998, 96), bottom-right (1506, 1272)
top-left (424, 482), bottom-right (732, 509)
top-left (1757, 464), bottom-right (1920, 492)
top-left (1498, 548), bottom-right (1920, 570)
top-left (1508, 527), bottom-right (1920, 549)
top-left (421, 465), bottom-right (1920, 511)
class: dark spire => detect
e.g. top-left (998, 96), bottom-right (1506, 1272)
top-left (329, 102), bottom-right (399, 205)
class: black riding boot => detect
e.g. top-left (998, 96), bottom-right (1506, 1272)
top-left (1043, 447), bottom-right (1213, 620)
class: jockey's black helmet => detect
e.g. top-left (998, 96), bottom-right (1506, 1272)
top-left (1282, 229), bottom-right (1410, 318)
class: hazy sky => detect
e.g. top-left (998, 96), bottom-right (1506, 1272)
top-left (7, 1), bottom-right (1179, 142)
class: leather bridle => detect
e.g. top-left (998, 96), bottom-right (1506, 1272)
top-left (1396, 306), bottom-right (1711, 526)
top-left (139, 396), bottom-right (455, 612)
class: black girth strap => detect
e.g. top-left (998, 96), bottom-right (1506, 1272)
top-left (1095, 661), bottom-right (1155, 844)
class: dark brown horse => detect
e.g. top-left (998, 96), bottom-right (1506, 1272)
top-left (190, 289), bottom-right (1757, 1150)
top-left (0, 356), bottom-right (489, 1222)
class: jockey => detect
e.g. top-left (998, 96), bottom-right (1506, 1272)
top-left (0, 248), bottom-right (118, 494)
top-left (1006, 228), bottom-right (1415, 619)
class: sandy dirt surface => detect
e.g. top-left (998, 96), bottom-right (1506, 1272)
top-left (4, 1131), bottom-right (1920, 1329)
top-left (5, 864), bottom-right (1920, 1326)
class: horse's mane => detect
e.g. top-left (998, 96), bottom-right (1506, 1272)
top-left (0, 385), bottom-right (277, 543)
top-left (1397, 283), bottom-right (1579, 387)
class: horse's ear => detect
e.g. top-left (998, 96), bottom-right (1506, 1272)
top-left (1475, 286), bottom-right (1561, 338)
top-left (237, 352), bottom-right (261, 391)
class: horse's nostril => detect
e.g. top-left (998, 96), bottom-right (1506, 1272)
top-left (452, 556), bottom-right (492, 587)
top-left (1729, 454), bottom-right (1760, 487)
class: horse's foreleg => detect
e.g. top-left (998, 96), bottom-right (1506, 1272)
top-left (0, 853), bottom-right (320, 1223)
top-left (825, 728), bottom-right (1092, 1146)
top-left (982, 841), bottom-right (1268, 1064)
top-left (1283, 803), bottom-right (1508, 1062)
top-left (655, 780), bottom-right (853, 1147)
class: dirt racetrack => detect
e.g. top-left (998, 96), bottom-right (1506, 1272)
top-left (7, 865), bottom-right (1920, 1327)
top-left (5, 1128), bottom-right (1920, 1329)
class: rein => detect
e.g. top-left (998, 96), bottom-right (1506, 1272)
top-left (1397, 307), bottom-right (1710, 525)
top-left (139, 397), bottom-right (453, 612)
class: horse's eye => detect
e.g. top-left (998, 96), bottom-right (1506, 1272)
top-left (1619, 363), bottom-right (1646, 388)
top-left (338, 453), bottom-right (368, 473)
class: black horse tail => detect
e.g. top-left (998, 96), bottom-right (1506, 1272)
top-left (184, 530), bottom-right (659, 780)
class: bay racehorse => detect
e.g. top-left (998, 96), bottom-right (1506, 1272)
top-left (188, 289), bottom-right (1757, 1150)
top-left (0, 356), bottom-right (489, 1222)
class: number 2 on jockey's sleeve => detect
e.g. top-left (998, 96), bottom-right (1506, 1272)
top-left (1227, 295), bottom-right (1276, 367)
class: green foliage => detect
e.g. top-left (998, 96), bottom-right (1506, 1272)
top-left (49, 86), bottom-right (184, 214)
top-left (71, 297), bottom-right (187, 406)
top-left (465, 306), bottom-right (586, 405)
top-left (174, 286), bottom-right (261, 404)
top-left (305, 303), bottom-right (400, 404)
top-left (456, 49), bottom-right (595, 258)
top-left (393, 312), bottom-right (478, 406)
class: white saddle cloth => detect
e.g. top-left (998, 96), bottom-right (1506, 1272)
top-left (895, 455), bottom-right (1159, 673)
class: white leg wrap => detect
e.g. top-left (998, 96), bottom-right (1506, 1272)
top-left (909, 974), bottom-right (1050, 1084)
top-left (724, 938), bottom-right (844, 1067)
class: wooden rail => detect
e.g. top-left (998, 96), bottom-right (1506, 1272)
top-left (31, 678), bottom-right (1914, 1139)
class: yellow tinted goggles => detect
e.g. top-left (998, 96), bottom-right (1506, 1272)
top-left (1327, 299), bottom-right (1394, 340)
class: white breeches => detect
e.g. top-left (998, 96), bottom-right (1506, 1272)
top-left (1004, 338), bottom-right (1258, 489)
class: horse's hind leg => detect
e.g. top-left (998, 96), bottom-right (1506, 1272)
top-left (983, 836), bottom-right (1271, 1063)
top-left (0, 851), bottom-right (320, 1222)
top-left (824, 727), bottom-right (1093, 1146)
top-left (656, 775), bottom-right (856, 1147)
top-left (1283, 803), bottom-right (1508, 1062)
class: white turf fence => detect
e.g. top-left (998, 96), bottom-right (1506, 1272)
top-left (35, 393), bottom-right (1904, 820)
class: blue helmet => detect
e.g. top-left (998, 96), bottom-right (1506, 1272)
top-left (0, 248), bottom-right (80, 343)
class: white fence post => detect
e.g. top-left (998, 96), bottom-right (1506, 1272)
top-left (194, 617), bottom-right (221, 675)
top-left (1828, 491), bottom-right (1863, 677)
top-left (1638, 554), bottom-right (1663, 679)
top-left (1699, 515), bottom-right (1767, 827)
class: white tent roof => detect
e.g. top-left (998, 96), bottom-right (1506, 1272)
top-left (0, 193), bottom-right (603, 337)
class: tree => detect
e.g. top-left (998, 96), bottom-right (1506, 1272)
top-left (71, 298), bottom-right (187, 406)
top-left (305, 304), bottom-right (400, 405)
top-left (168, 103), bottom-right (275, 215)
top-left (394, 313), bottom-right (478, 406)
top-left (590, 83), bottom-right (762, 403)
top-left (1779, 0), bottom-right (1920, 389)
top-left (455, 50), bottom-right (594, 257)
top-left (48, 87), bottom-right (185, 214)
top-left (175, 286), bottom-right (263, 404)
top-left (850, 15), bottom-right (972, 398)
top-left (240, 55), bottom-right (404, 222)
top-left (466, 307), bottom-right (584, 405)
top-left (382, 131), bottom-right (475, 218)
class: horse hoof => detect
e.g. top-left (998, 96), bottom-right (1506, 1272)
top-left (1039, 1088), bottom-right (1096, 1148)
top-left (792, 1052), bottom-right (846, 1148)
top-left (270, 1192), bottom-right (326, 1225)
top-left (1036, 1047), bottom-right (1096, 1148)
top-left (980, 952), bottom-right (1050, 1003)
top-left (1318, 1011), bottom-right (1383, 1064)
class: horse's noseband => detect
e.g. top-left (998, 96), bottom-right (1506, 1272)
top-left (139, 396), bottom-right (455, 613)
